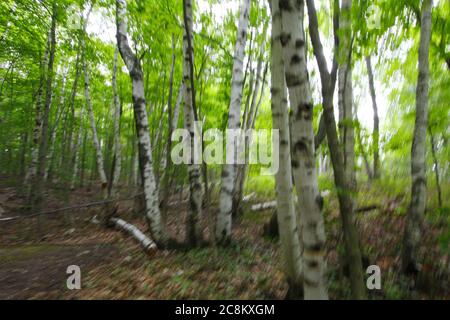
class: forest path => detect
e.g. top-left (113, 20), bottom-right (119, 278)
top-left (0, 243), bottom-right (118, 299)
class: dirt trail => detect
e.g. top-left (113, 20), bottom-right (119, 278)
top-left (0, 243), bottom-right (118, 299)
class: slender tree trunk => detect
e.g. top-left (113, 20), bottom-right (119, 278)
top-left (82, 36), bottom-right (108, 195)
top-left (306, 0), bottom-right (366, 299)
top-left (64, 48), bottom-right (82, 172)
top-left (25, 27), bottom-right (52, 205)
top-left (365, 56), bottom-right (380, 179)
top-left (109, 47), bottom-right (122, 197)
top-left (216, 0), bottom-right (251, 245)
top-left (160, 36), bottom-right (177, 210)
top-left (278, 0), bottom-right (328, 300)
top-left (428, 126), bottom-right (442, 208)
top-left (337, 0), bottom-right (356, 190)
top-left (402, 0), bottom-right (432, 273)
top-left (37, 3), bottom-right (57, 178)
top-left (355, 119), bottom-right (373, 180)
top-left (45, 65), bottom-right (69, 181)
top-left (270, 0), bottom-right (304, 297)
top-left (116, 0), bottom-right (168, 247)
top-left (70, 104), bottom-right (86, 190)
top-left (233, 31), bottom-right (266, 217)
top-left (182, 0), bottom-right (204, 246)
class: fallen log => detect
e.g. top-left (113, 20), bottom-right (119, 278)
top-left (251, 201), bottom-right (277, 211)
top-left (110, 217), bottom-right (157, 253)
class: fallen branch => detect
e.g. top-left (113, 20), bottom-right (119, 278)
top-left (110, 217), bottom-right (157, 253)
top-left (242, 192), bottom-right (256, 203)
top-left (0, 193), bottom-right (144, 223)
top-left (251, 201), bottom-right (277, 211)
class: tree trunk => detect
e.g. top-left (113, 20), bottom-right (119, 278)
top-left (82, 34), bottom-right (108, 195)
top-left (25, 24), bottom-right (52, 205)
top-left (45, 65), bottom-right (69, 181)
top-left (365, 56), bottom-right (380, 179)
top-left (216, 0), bottom-right (251, 245)
top-left (278, 0), bottom-right (328, 300)
top-left (337, 0), bottom-right (356, 190)
top-left (428, 126), bottom-right (442, 208)
top-left (109, 47), bottom-right (122, 197)
top-left (306, 0), bottom-right (366, 299)
top-left (182, 0), bottom-right (204, 247)
top-left (116, 0), bottom-right (168, 247)
top-left (160, 35), bottom-right (177, 211)
top-left (355, 119), bottom-right (373, 180)
top-left (270, 0), bottom-right (304, 297)
top-left (70, 105), bottom-right (86, 190)
top-left (37, 2), bottom-right (57, 185)
top-left (402, 0), bottom-right (432, 274)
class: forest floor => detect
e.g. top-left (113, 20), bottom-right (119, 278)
top-left (0, 177), bottom-right (448, 300)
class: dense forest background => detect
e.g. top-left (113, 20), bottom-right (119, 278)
top-left (0, 0), bottom-right (448, 300)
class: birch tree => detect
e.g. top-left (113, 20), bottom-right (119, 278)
top-left (116, 0), bottom-right (168, 247)
top-left (270, 0), bottom-right (304, 298)
top-left (402, 0), bottom-right (432, 274)
top-left (278, 0), bottom-right (328, 300)
top-left (216, 0), bottom-right (251, 245)
top-left (81, 11), bottom-right (108, 196)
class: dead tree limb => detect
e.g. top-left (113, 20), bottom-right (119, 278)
top-left (110, 217), bottom-right (157, 253)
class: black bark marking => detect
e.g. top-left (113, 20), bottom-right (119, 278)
top-left (279, 0), bottom-right (292, 11)
top-left (285, 73), bottom-right (302, 87)
top-left (295, 39), bottom-right (305, 48)
top-left (280, 32), bottom-right (291, 46)
top-left (291, 54), bottom-right (302, 65)
top-left (316, 195), bottom-right (324, 211)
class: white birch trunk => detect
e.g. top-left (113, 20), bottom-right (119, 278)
top-left (216, 0), bottom-right (251, 245)
top-left (116, 0), bottom-right (168, 247)
top-left (270, 0), bottom-right (304, 296)
top-left (278, 0), bottom-right (328, 299)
